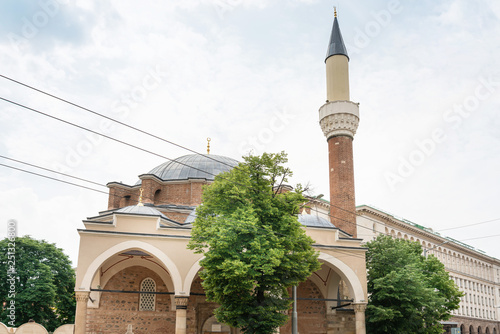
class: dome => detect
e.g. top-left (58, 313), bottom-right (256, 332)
top-left (116, 205), bottom-right (168, 219)
top-left (139, 154), bottom-right (238, 183)
top-left (298, 213), bottom-right (336, 228)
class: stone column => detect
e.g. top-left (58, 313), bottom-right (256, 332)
top-left (353, 303), bottom-right (367, 334)
top-left (175, 296), bottom-right (189, 334)
top-left (74, 291), bottom-right (90, 334)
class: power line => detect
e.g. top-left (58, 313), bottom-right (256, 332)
top-left (1, 88), bottom-right (497, 265)
top-left (437, 218), bottom-right (500, 232)
top-left (0, 154), bottom-right (106, 188)
top-left (0, 163), bottom-right (109, 195)
top-left (0, 74), bottom-right (235, 168)
top-left (2, 159), bottom-right (495, 283)
top-left (0, 87), bottom-right (465, 244)
top-left (0, 96), bottom-right (222, 179)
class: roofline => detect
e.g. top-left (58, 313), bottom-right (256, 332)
top-left (357, 204), bottom-right (499, 261)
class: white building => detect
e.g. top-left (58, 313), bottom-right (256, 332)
top-left (356, 204), bottom-right (500, 334)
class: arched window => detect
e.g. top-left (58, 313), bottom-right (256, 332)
top-left (139, 277), bottom-right (156, 311)
top-left (154, 189), bottom-right (162, 205)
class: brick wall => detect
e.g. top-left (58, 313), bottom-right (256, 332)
top-left (108, 180), bottom-right (207, 210)
top-left (86, 266), bottom-right (176, 334)
top-left (327, 136), bottom-right (357, 237)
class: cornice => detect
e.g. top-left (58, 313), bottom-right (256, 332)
top-left (356, 206), bottom-right (500, 264)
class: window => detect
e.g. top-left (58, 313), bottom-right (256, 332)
top-left (139, 277), bottom-right (156, 311)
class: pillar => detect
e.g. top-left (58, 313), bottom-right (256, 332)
top-left (353, 303), bottom-right (367, 334)
top-left (175, 296), bottom-right (189, 334)
top-left (74, 291), bottom-right (89, 334)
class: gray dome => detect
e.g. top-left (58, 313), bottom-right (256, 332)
top-left (116, 205), bottom-right (168, 219)
top-left (298, 214), bottom-right (336, 228)
top-left (140, 154), bottom-right (238, 182)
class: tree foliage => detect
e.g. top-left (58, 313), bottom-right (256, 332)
top-left (188, 152), bottom-right (321, 334)
top-left (365, 235), bottom-right (462, 334)
top-left (0, 236), bottom-right (76, 330)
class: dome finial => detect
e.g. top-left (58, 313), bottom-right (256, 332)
top-left (207, 137), bottom-right (211, 154)
top-left (138, 188), bottom-right (144, 206)
top-left (334, 6), bottom-right (337, 18)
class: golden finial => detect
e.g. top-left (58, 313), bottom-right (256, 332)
top-left (138, 188), bottom-right (144, 206)
top-left (334, 6), bottom-right (337, 18)
top-left (207, 137), bottom-right (211, 154)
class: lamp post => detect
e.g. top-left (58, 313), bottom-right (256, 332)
top-left (292, 285), bottom-right (298, 334)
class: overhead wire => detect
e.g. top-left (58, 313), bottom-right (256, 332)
top-left (0, 96), bottom-right (223, 179)
top-left (1, 77), bottom-right (498, 279)
top-left (437, 218), bottom-right (500, 232)
top-left (1, 159), bottom-right (494, 284)
top-left (0, 74), bottom-right (235, 168)
top-left (0, 154), bottom-right (107, 188)
top-left (2, 76), bottom-right (493, 250)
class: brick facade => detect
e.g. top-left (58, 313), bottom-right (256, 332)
top-left (86, 266), bottom-right (176, 334)
top-left (327, 135), bottom-right (356, 237)
top-left (108, 179), bottom-right (207, 211)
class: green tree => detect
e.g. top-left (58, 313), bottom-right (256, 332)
top-left (0, 236), bottom-right (76, 331)
top-left (188, 152), bottom-right (321, 334)
top-left (365, 235), bottom-right (462, 334)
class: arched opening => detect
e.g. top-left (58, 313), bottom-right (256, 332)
top-left (86, 264), bottom-right (174, 333)
top-left (202, 316), bottom-right (231, 333)
top-left (119, 195), bottom-right (131, 208)
top-left (139, 277), bottom-right (157, 311)
top-left (478, 326), bottom-right (482, 334)
top-left (470, 325), bottom-right (475, 334)
top-left (154, 189), bottom-right (162, 205)
top-left (460, 324), bottom-right (465, 334)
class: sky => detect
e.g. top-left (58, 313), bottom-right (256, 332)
top-left (0, 0), bottom-right (499, 265)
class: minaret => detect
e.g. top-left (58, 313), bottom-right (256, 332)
top-left (319, 9), bottom-right (360, 237)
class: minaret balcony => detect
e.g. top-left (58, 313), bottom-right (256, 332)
top-left (319, 100), bottom-right (360, 139)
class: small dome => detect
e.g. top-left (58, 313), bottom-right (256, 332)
top-left (116, 205), bottom-right (168, 219)
top-left (184, 208), bottom-right (197, 225)
top-left (298, 213), bottom-right (336, 228)
top-left (139, 154), bottom-right (238, 183)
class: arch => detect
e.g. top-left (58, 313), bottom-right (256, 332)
top-left (470, 325), bottom-right (474, 334)
top-left (119, 195), bottom-right (131, 208)
top-left (317, 252), bottom-right (365, 302)
top-left (99, 255), bottom-right (174, 293)
top-left (139, 277), bottom-right (156, 311)
top-left (53, 324), bottom-right (75, 334)
top-left (154, 189), bottom-right (162, 205)
top-left (16, 323), bottom-right (48, 334)
top-left (80, 240), bottom-right (182, 294)
top-left (478, 326), bottom-right (482, 334)
top-left (486, 327), bottom-right (490, 334)
top-left (183, 252), bottom-right (366, 302)
top-left (0, 322), bottom-right (9, 334)
top-left (184, 258), bottom-right (203, 294)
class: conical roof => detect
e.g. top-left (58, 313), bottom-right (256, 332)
top-left (325, 16), bottom-right (349, 62)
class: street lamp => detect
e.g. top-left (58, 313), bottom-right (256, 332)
top-left (423, 240), bottom-right (450, 257)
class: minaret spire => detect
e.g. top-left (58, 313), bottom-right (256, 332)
top-left (319, 10), bottom-right (360, 237)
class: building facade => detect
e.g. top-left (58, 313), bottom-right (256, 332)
top-left (357, 205), bottom-right (500, 334)
top-left (73, 10), bottom-right (370, 334)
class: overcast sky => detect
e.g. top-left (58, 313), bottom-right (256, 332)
top-left (0, 0), bottom-right (499, 264)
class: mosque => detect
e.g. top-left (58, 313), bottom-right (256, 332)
top-left (73, 9), bottom-right (368, 334)
top-left (71, 8), bottom-right (500, 334)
